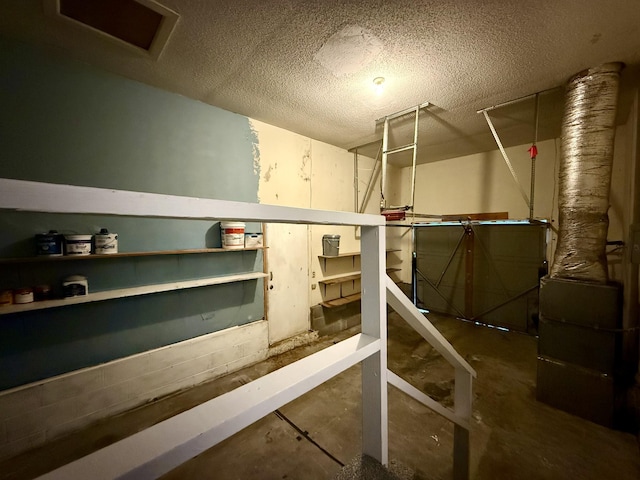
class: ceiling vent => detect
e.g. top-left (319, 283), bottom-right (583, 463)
top-left (43, 0), bottom-right (179, 59)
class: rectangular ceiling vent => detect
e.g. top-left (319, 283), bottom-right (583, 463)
top-left (43, 0), bottom-right (179, 59)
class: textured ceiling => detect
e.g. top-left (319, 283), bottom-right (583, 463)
top-left (1, 0), bottom-right (640, 165)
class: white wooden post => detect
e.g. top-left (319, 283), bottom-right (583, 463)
top-left (453, 368), bottom-right (473, 480)
top-left (360, 225), bottom-right (388, 464)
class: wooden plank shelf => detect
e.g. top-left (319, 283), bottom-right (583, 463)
top-left (318, 273), bottom-right (361, 286)
top-left (321, 293), bottom-right (361, 308)
top-left (0, 272), bottom-right (268, 316)
top-left (0, 247), bottom-right (266, 264)
top-left (318, 268), bottom-right (401, 286)
top-left (318, 248), bottom-right (401, 259)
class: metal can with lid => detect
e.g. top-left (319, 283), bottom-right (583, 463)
top-left (94, 228), bottom-right (118, 254)
top-left (36, 230), bottom-right (64, 256)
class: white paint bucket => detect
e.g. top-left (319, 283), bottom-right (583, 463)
top-left (221, 222), bottom-right (245, 250)
top-left (65, 234), bottom-right (92, 255)
top-left (95, 228), bottom-right (118, 254)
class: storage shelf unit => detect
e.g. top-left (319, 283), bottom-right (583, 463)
top-left (318, 249), bottom-right (401, 269)
top-left (318, 248), bottom-right (403, 308)
top-left (318, 268), bottom-right (401, 287)
top-left (0, 272), bottom-right (268, 315)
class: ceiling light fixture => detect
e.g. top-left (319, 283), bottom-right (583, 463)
top-left (373, 77), bottom-right (385, 95)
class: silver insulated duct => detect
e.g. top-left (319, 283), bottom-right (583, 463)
top-left (550, 63), bottom-right (622, 284)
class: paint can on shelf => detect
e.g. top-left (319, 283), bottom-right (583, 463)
top-left (0, 290), bottom-right (13, 306)
top-left (221, 222), bottom-right (245, 250)
top-left (94, 228), bottom-right (118, 254)
top-left (64, 234), bottom-right (92, 255)
top-left (63, 275), bottom-right (88, 297)
top-left (13, 288), bottom-right (34, 304)
top-left (35, 230), bottom-right (64, 256)
top-left (322, 234), bottom-right (340, 256)
top-left (34, 284), bottom-right (52, 301)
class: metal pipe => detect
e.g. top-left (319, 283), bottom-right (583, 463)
top-left (410, 105), bottom-right (420, 210)
top-left (476, 86), bottom-right (562, 114)
top-left (482, 110), bottom-right (531, 208)
top-left (381, 117), bottom-right (389, 210)
top-left (385, 143), bottom-right (416, 155)
top-left (354, 149), bottom-right (359, 213)
top-left (359, 143), bottom-right (382, 213)
top-left (550, 63), bottom-right (622, 283)
top-left (529, 93), bottom-right (539, 220)
top-left (376, 101), bottom-right (430, 123)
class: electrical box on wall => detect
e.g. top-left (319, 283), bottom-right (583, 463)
top-left (630, 223), bottom-right (640, 264)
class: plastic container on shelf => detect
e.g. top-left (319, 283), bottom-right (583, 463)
top-left (221, 222), bottom-right (245, 250)
top-left (322, 234), bottom-right (340, 256)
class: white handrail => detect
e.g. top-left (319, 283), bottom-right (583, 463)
top-left (386, 277), bottom-right (476, 377)
top-left (1, 178), bottom-right (472, 479)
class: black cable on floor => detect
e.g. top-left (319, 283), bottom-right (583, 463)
top-left (274, 409), bottom-right (345, 467)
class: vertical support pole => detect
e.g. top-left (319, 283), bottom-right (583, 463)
top-left (627, 89), bottom-right (640, 385)
top-left (464, 226), bottom-right (474, 319)
top-left (412, 224), bottom-right (418, 306)
top-left (530, 94), bottom-right (539, 221)
top-left (354, 149), bottom-right (359, 214)
top-left (409, 106), bottom-right (420, 210)
top-left (453, 368), bottom-right (472, 480)
top-left (360, 225), bottom-right (388, 465)
top-left (381, 118), bottom-right (389, 210)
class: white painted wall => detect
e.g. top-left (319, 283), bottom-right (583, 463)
top-left (252, 120), bottom-right (312, 344)
top-left (253, 120), bottom-right (394, 320)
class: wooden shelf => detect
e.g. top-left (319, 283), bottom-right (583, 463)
top-left (319, 273), bottom-right (362, 286)
top-left (0, 247), bottom-right (266, 265)
top-left (318, 248), bottom-right (400, 259)
top-left (321, 293), bottom-right (361, 308)
top-left (0, 272), bottom-right (268, 315)
top-left (319, 268), bottom-right (401, 286)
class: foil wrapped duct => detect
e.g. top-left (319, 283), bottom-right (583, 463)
top-left (550, 63), bottom-right (622, 284)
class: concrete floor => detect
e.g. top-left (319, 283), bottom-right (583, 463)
top-left (2, 311), bottom-right (639, 480)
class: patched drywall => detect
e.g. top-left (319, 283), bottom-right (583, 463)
top-left (252, 120), bottom-right (312, 344)
top-left (252, 119), bottom-right (387, 335)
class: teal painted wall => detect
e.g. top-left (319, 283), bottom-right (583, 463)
top-left (0, 38), bottom-right (263, 389)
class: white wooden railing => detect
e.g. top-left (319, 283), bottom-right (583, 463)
top-left (0, 178), bottom-right (475, 480)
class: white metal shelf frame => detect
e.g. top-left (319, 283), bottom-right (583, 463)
top-left (0, 178), bottom-right (475, 480)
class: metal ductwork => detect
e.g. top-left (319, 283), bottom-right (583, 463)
top-left (550, 62), bottom-right (623, 284)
